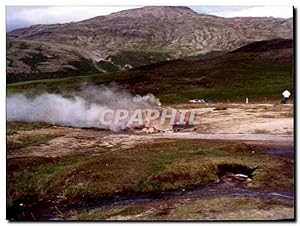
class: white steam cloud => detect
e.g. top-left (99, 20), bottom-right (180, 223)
top-left (7, 85), bottom-right (161, 131)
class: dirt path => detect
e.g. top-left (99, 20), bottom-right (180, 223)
top-left (7, 128), bottom-right (294, 158)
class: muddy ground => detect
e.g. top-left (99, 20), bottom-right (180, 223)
top-left (7, 103), bottom-right (294, 221)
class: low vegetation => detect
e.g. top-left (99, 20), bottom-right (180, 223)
top-left (7, 139), bottom-right (293, 219)
top-left (7, 47), bottom-right (292, 103)
top-left (7, 122), bottom-right (54, 135)
top-left (7, 134), bottom-right (62, 150)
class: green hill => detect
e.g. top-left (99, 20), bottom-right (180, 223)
top-left (7, 39), bottom-right (293, 104)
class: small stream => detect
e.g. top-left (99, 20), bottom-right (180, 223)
top-left (72, 182), bottom-right (294, 212)
top-left (265, 146), bottom-right (294, 160)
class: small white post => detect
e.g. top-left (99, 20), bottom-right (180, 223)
top-left (246, 98), bottom-right (249, 104)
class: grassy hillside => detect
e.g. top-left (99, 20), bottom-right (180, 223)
top-left (7, 39), bottom-right (293, 104)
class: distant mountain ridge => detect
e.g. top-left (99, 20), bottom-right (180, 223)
top-left (6, 6), bottom-right (293, 83)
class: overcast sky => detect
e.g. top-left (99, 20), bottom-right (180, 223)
top-left (6, 6), bottom-right (293, 32)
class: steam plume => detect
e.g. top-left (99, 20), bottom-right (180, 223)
top-left (7, 85), bottom-right (161, 131)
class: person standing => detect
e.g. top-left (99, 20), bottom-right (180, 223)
top-left (282, 90), bottom-right (291, 104)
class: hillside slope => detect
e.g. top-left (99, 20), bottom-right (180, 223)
top-left (7, 6), bottom-right (293, 82)
top-left (8, 39), bottom-right (293, 103)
